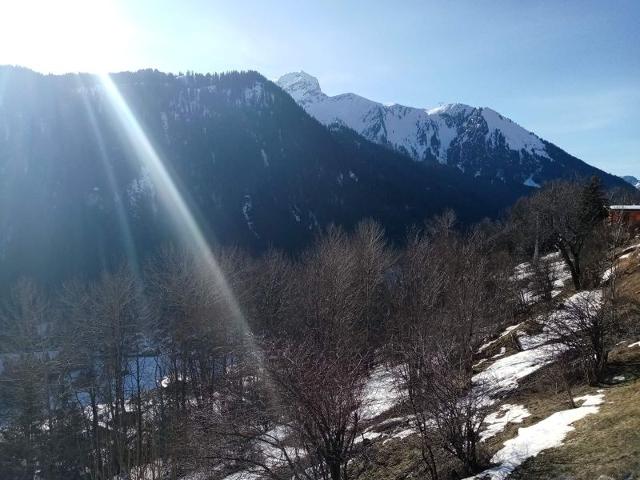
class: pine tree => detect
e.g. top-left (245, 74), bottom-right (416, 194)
top-left (578, 176), bottom-right (609, 233)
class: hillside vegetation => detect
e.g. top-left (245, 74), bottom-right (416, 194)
top-left (1, 178), bottom-right (639, 480)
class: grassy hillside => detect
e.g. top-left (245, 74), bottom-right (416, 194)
top-left (357, 238), bottom-right (640, 480)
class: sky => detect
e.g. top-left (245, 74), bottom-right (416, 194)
top-left (0, 0), bottom-right (638, 176)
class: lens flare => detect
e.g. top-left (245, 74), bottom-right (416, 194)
top-left (76, 76), bottom-right (141, 279)
top-left (96, 73), bottom-right (259, 356)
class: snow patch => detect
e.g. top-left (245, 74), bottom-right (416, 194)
top-left (492, 347), bottom-right (507, 359)
top-left (391, 428), bottom-right (416, 440)
top-left (478, 323), bottom-right (523, 353)
top-left (602, 267), bottom-right (614, 282)
top-left (362, 367), bottom-right (400, 420)
top-left (257, 425), bottom-right (303, 468)
top-left (475, 290), bottom-right (602, 398)
top-left (221, 472), bottom-right (262, 480)
top-left (242, 195), bottom-right (260, 238)
top-left (465, 394), bottom-right (604, 479)
top-left (480, 404), bottom-right (530, 442)
top-left (291, 205), bottom-right (301, 222)
top-left (474, 343), bottom-right (561, 395)
top-left (523, 175), bottom-right (540, 188)
top-left (518, 290), bottom-right (603, 350)
top-left (355, 430), bottom-right (385, 444)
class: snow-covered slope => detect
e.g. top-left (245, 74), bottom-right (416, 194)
top-left (277, 72), bottom-right (623, 188)
top-left (279, 72), bottom-right (547, 163)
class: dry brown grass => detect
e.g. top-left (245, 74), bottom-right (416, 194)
top-left (506, 246), bottom-right (640, 479)
top-left (358, 436), bottom-right (423, 480)
top-left (510, 378), bottom-right (640, 480)
top-left (363, 241), bottom-right (640, 480)
top-left (610, 341), bottom-right (640, 366)
top-left (480, 363), bottom-right (597, 453)
top-left (468, 243), bottom-right (640, 478)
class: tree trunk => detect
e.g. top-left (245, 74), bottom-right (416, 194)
top-left (329, 459), bottom-right (341, 480)
top-left (557, 244), bottom-right (581, 290)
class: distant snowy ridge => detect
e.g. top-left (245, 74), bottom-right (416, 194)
top-left (277, 71), bottom-right (615, 188)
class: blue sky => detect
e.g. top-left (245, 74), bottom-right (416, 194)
top-left (1, 0), bottom-right (638, 176)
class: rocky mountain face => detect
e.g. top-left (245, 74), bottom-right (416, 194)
top-left (0, 67), bottom-right (527, 285)
top-left (277, 71), bottom-right (628, 189)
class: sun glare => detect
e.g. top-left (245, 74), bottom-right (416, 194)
top-left (0, 0), bottom-right (137, 74)
top-left (96, 72), bottom-right (263, 358)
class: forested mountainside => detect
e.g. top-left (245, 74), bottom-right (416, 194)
top-left (278, 71), bottom-right (630, 189)
top-left (0, 66), bottom-right (531, 286)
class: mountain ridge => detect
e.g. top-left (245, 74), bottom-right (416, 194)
top-left (0, 66), bottom-right (529, 286)
top-left (277, 71), bottom-right (627, 189)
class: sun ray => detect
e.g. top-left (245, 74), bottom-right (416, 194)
top-left (95, 72), bottom-right (264, 363)
top-left (76, 76), bottom-right (142, 279)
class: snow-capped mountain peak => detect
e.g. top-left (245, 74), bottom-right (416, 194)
top-left (276, 71), bottom-right (325, 105)
top-left (277, 72), bottom-right (561, 185)
top-left (425, 103), bottom-right (474, 116)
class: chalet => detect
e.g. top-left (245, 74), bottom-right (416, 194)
top-left (609, 205), bottom-right (640, 229)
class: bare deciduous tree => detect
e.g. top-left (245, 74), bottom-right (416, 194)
top-left (510, 178), bottom-right (609, 290)
top-left (390, 223), bottom-right (504, 478)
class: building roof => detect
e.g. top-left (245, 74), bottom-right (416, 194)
top-left (609, 205), bottom-right (640, 210)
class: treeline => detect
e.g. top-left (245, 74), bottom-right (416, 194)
top-left (0, 178), bottom-right (637, 480)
